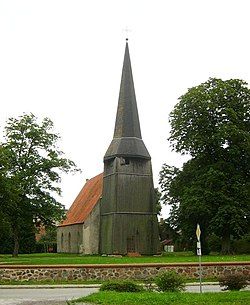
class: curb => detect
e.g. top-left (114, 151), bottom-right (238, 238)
top-left (0, 284), bottom-right (101, 289)
top-left (0, 282), bottom-right (220, 289)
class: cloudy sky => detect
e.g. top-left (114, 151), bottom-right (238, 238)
top-left (1, 0), bottom-right (250, 216)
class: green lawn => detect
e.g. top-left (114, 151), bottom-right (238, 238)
top-left (0, 252), bottom-right (249, 265)
top-left (72, 291), bottom-right (250, 305)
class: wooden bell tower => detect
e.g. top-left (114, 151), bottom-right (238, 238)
top-left (100, 41), bottom-right (159, 255)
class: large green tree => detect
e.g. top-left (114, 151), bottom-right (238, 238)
top-left (160, 78), bottom-right (250, 253)
top-left (0, 113), bottom-right (79, 256)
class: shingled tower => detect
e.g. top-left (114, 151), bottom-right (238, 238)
top-left (100, 41), bottom-right (159, 255)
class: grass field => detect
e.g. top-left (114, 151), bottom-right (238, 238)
top-left (0, 252), bottom-right (249, 265)
top-left (72, 291), bottom-right (250, 305)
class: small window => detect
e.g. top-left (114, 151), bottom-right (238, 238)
top-left (120, 157), bottom-right (130, 165)
top-left (107, 158), bottom-right (114, 167)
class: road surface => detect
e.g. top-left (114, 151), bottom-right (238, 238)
top-left (0, 287), bottom-right (98, 305)
top-left (0, 285), bottom-right (249, 305)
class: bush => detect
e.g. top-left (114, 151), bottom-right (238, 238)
top-left (155, 271), bottom-right (186, 292)
top-left (100, 280), bottom-right (143, 292)
top-left (219, 273), bottom-right (249, 291)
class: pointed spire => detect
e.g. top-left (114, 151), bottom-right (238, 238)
top-left (104, 41), bottom-right (150, 160)
top-left (113, 41), bottom-right (142, 139)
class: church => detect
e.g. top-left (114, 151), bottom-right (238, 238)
top-left (57, 41), bottom-right (159, 255)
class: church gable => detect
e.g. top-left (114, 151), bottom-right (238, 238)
top-left (59, 173), bottom-right (103, 227)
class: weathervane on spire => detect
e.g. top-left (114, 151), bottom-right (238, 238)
top-left (123, 27), bottom-right (131, 41)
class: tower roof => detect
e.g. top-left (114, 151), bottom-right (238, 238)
top-left (104, 41), bottom-right (150, 160)
top-left (113, 41), bottom-right (142, 139)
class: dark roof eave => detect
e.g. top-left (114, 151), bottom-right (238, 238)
top-left (58, 221), bottom-right (84, 228)
top-left (104, 154), bottom-right (151, 161)
top-left (104, 137), bottom-right (151, 160)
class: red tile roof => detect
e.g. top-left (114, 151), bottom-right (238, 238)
top-left (58, 173), bottom-right (103, 227)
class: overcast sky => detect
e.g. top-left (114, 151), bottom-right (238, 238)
top-left (1, 1), bottom-right (250, 217)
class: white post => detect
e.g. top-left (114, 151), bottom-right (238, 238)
top-left (198, 248), bottom-right (202, 293)
top-left (196, 224), bottom-right (202, 293)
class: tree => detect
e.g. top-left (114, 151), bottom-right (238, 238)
top-left (160, 78), bottom-right (250, 253)
top-left (37, 225), bottom-right (57, 253)
top-left (0, 148), bottom-right (17, 253)
top-left (159, 162), bottom-right (212, 254)
top-left (0, 113), bottom-right (79, 256)
top-left (154, 188), bottom-right (162, 215)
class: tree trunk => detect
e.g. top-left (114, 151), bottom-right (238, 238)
top-left (221, 233), bottom-right (231, 254)
top-left (12, 227), bottom-right (19, 257)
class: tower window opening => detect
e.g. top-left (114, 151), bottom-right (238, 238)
top-left (120, 157), bottom-right (130, 165)
top-left (107, 158), bottom-right (114, 167)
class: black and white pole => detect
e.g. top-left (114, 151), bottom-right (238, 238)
top-left (196, 223), bottom-right (202, 293)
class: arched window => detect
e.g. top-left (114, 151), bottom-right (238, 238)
top-left (77, 231), bottom-right (81, 252)
top-left (68, 232), bottom-right (71, 252)
top-left (61, 233), bottom-right (64, 250)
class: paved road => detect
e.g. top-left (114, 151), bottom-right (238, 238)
top-left (0, 285), bottom-right (248, 305)
top-left (186, 284), bottom-right (249, 293)
top-left (0, 287), bottom-right (98, 305)
top-left (186, 284), bottom-right (222, 292)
